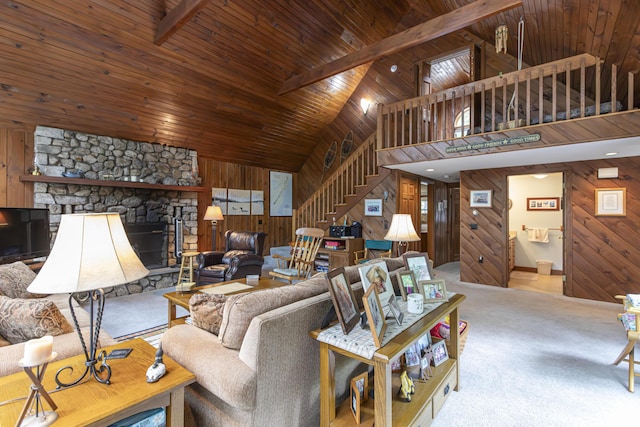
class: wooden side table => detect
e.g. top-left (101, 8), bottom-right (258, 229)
top-left (0, 339), bottom-right (195, 427)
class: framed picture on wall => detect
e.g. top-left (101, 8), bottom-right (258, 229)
top-left (470, 190), bottom-right (492, 208)
top-left (526, 197), bottom-right (560, 211)
top-left (269, 171), bottom-right (293, 217)
top-left (364, 199), bottom-right (383, 216)
top-left (595, 188), bottom-right (626, 216)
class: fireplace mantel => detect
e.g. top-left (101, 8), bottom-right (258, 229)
top-left (20, 174), bottom-right (207, 192)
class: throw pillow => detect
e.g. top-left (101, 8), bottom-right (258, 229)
top-left (189, 294), bottom-right (227, 335)
top-left (0, 261), bottom-right (47, 299)
top-left (0, 296), bottom-right (73, 344)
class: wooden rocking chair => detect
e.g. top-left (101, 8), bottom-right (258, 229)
top-left (269, 227), bottom-right (324, 284)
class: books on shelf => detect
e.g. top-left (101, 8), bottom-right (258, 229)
top-left (324, 240), bottom-right (345, 250)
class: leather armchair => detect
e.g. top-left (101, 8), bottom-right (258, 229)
top-left (196, 230), bottom-right (267, 285)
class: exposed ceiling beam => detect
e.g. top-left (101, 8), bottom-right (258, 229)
top-left (279, 0), bottom-right (522, 95)
top-left (154, 0), bottom-right (211, 45)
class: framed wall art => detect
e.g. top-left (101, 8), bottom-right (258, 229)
top-left (326, 268), bottom-right (360, 335)
top-left (227, 189), bottom-right (251, 215)
top-left (269, 171), bottom-right (293, 217)
top-left (364, 198), bottom-right (382, 216)
top-left (469, 189), bottom-right (492, 208)
top-left (212, 188), bottom-right (228, 215)
top-left (526, 197), bottom-right (560, 211)
top-left (595, 188), bottom-right (626, 216)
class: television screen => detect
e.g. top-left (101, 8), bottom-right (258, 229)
top-left (0, 208), bottom-right (51, 264)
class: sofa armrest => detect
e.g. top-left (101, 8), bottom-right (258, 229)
top-left (224, 253), bottom-right (264, 267)
top-left (162, 324), bottom-right (257, 410)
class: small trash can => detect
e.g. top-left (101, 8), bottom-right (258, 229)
top-left (536, 260), bottom-right (552, 275)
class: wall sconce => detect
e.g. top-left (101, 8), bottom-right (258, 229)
top-left (360, 98), bottom-right (371, 115)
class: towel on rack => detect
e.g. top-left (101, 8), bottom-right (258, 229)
top-left (527, 228), bottom-right (549, 243)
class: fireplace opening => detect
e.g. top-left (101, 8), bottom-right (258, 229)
top-left (124, 222), bottom-right (168, 269)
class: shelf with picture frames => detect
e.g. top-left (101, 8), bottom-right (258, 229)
top-left (311, 292), bottom-right (466, 426)
top-left (19, 174), bottom-right (208, 192)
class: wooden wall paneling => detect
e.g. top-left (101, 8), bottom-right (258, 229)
top-left (0, 129), bottom-right (7, 206)
top-left (459, 156), bottom-right (640, 303)
top-left (0, 126), bottom-right (34, 208)
top-left (432, 180), bottom-right (450, 267)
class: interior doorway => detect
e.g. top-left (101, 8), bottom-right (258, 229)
top-left (507, 172), bottom-right (564, 295)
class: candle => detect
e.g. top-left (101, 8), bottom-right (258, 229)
top-left (23, 335), bottom-right (54, 367)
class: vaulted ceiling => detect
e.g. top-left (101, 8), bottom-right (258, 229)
top-left (0, 1), bottom-right (638, 173)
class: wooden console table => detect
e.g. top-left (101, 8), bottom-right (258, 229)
top-left (0, 338), bottom-right (195, 427)
top-left (311, 293), bottom-right (465, 426)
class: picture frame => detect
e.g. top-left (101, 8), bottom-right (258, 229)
top-left (418, 279), bottom-right (448, 303)
top-left (211, 187), bottom-right (228, 215)
top-left (358, 260), bottom-right (394, 308)
top-left (404, 343), bottom-right (421, 367)
top-left (431, 339), bottom-right (449, 367)
top-left (326, 268), bottom-right (360, 335)
top-left (395, 269), bottom-right (417, 301)
top-left (387, 295), bottom-right (404, 325)
top-left (269, 171), bottom-right (293, 217)
top-left (351, 372), bottom-right (369, 402)
top-left (227, 189), bottom-right (251, 215)
top-left (595, 188), bottom-right (626, 216)
top-left (526, 197), bottom-right (560, 211)
top-left (469, 189), bottom-right (492, 208)
top-left (362, 285), bottom-right (386, 347)
top-left (350, 378), bottom-right (361, 423)
top-left (364, 198), bottom-right (383, 216)
top-left (403, 253), bottom-right (433, 282)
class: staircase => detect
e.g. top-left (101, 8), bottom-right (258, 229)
top-left (296, 132), bottom-right (391, 230)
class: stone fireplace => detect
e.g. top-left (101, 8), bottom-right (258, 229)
top-left (32, 126), bottom-right (202, 297)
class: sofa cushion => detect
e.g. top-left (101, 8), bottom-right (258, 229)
top-left (0, 261), bottom-right (47, 299)
top-left (218, 274), bottom-right (328, 349)
top-left (189, 294), bottom-right (227, 335)
top-left (0, 296), bottom-right (73, 344)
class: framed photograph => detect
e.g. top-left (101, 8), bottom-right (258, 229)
top-left (431, 339), bottom-right (449, 367)
top-left (404, 343), bottom-right (421, 367)
top-left (350, 378), bottom-right (361, 423)
top-left (470, 189), bottom-right (492, 208)
top-left (526, 197), bottom-right (560, 211)
top-left (358, 260), bottom-right (394, 308)
top-left (269, 171), bottom-right (293, 217)
top-left (415, 332), bottom-right (432, 356)
top-left (595, 188), bottom-right (626, 216)
top-left (403, 253), bottom-right (433, 282)
top-left (387, 295), bottom-right (404, 325)
top-left (227, 189), bottom-right (251, 215)
top-left (418, 279), bottom-right (448, 303)
top-left (326, 268), bottom-right (360, 335)
top-left (351, 372), bottom-right (369, 402)
top-left (362, 285), bottom-right (386, 347)
top-left (395, 269), bottom-right (418, 301)
top-left (212, 187), bottom-right (228, 215)
top-left (364, 198), bottom-right (383, 216)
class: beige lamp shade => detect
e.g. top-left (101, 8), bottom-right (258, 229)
top-left (384, 214), bottom-right (420, 242)
top-left (204, 205), bottom-right (224, 221)
top-left (27, 213), bottom-right (149, 294)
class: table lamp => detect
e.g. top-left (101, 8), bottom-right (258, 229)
top-left (203, 205), bottom-right (224, 251)
top-left (384, 213), bottom-right (420, 256)
top-left (27, 213), bottom-right (149, 387)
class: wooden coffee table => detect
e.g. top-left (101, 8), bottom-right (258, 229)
top-left (0, 338), bottom-right (195, 427)
top-left (164, 277), bottom-right (288, 327)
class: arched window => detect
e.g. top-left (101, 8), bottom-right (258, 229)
top-left (454, 107), bottom-right (470, 138)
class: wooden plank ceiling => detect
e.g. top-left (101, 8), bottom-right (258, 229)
top-left (0, 1), bottom-right (638, 173)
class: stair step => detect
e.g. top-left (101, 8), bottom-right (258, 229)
top-left (365, 174), bottom-right (380, 179)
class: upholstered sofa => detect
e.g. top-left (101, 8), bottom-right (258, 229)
top-left (161, 256), bottom-right (407, 427)
top-left (196, 230), bottom-right (267, 285)
top-left (0, 261), bottom-right (115, 377)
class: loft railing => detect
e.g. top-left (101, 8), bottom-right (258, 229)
top-left (296, 132), bottom-right (379, 228)
top-left (378, 54), bottom-right (636, 149)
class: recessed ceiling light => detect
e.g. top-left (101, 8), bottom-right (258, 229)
top-left (390, 64), bottom-right (398, 73)
top-left (533, 174), bottom-right (548, 179)
top-left (604, 152), bottom-right (618, 156)
top-left (443, 174), bottom-right (450, 179)
top-left (426, 168), bottom-right (435, 172)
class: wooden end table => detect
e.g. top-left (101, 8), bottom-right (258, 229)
top-left (163, 277), bottom-right (288, 327)
top-left (0, 338), bottom-right (195, 427)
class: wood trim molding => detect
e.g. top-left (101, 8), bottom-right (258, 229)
top-left (19, 175), bottom-right (207, 192)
